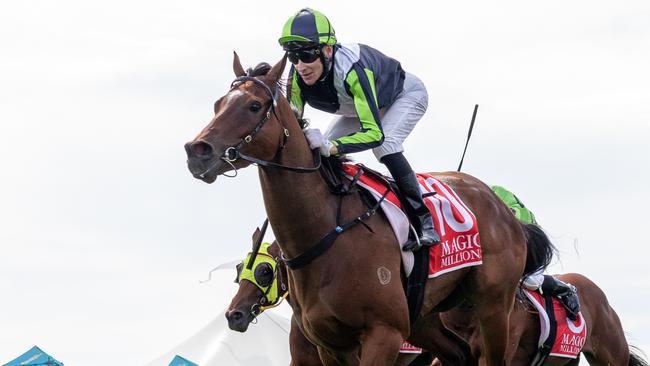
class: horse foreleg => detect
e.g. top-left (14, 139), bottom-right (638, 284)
top-left (358, 324), bottom-right (402, 366)
top-left (289, 315), bottom-right (323, 366)
top-left (474, 296), bottom-right (513, 366)
top-left (317, 346), bottom-right (358, 366)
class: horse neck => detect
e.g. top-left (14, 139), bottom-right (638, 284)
top-left (258, 100), bottom-right (338, 259)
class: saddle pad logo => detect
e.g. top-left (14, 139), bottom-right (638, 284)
top-left (418, 175), bottom-right (482, 277)
top-left (552, 307), bottom-right (587, 357)
top-left (339, 165), bottom-right (482, 277)
top-left (399, 341), bottom-right (422, 354)
top-left (526, 289), bottom-right (587, 358)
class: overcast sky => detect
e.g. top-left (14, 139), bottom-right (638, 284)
top-left (1, 0), bottom-right (649, 365)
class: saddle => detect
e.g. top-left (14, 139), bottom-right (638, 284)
top-left (525, 279), bottom-right (586, 364)
top-left (321, 159), bottom-right (482, 323)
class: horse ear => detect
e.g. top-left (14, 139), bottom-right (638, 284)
top-left (233, 51), bottom-right (246, 77)
top-left (267, 54), bottom-right (287, 85)
top-left (251, 227), bottom-right (261, 247)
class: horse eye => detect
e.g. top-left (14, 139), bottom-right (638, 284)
top-left (249, 101), bottom-right (262, 113)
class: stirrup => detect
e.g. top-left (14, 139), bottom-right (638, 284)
top-left (402, 225), bottom-right (422, 252)
top-left (402, 225), bottom-right (438, 252)
top-left (402, 238), bottom-right (422, 252)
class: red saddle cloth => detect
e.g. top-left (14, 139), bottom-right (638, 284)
top-left (399, 340), bottom-right (422, 354)
top-left (524, 289), bottom-right (588, 358)
top-left (341, 164), bottom-right (482, 277)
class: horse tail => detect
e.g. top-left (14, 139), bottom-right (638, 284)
top-left (629, 346), bottom-right (649, 366)
top-left (522, 223), bottom-right (557, 277)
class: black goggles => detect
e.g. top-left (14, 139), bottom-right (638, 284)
top-left (286, 47), bottom-right (321, 65)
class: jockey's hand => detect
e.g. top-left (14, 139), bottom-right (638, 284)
top-left (304, 128), bottom-right (335, 157)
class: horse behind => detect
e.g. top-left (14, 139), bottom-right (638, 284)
top-left (226, 231), bottom-right (473, 366)
top-left (442, 273), bottom-right (649, 365)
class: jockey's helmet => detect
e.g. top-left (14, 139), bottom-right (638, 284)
top-left (279, 8), bottom-right (336, 51)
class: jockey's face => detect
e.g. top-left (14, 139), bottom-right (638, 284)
top-left (294, 45), bottom-right (332, 86)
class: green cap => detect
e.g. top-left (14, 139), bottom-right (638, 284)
top-left (279, 8), bottom-right (337, 47)
top-left (491, 185), bottom-right (538, 225)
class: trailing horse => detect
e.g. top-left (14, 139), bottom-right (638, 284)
top-left (442, 273), bottom-right (649, 365)
top-left (185, 53), bottom-right (554, 366)
top-left (226, 232), bottom-right (474, 365)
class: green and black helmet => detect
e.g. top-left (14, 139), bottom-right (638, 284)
top-left (279, 8), bottom-right (336, 51)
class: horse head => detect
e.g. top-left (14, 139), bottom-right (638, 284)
top-left (184, 52), bottom-right (290, 183)
top-left (225, 228), bottom-right (287, 332)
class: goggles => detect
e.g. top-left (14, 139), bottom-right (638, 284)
top-left (286, 46), bottom-right (321, 65)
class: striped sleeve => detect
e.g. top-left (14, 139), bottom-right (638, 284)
top-left (333, 64), bottom-right (384, 154)
top-left (286, 66), bottom-right (305, 119)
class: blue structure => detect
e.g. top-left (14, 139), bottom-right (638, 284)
top-left (168, 355), bottom-right (198, 366)
top-left (3, 346), bottom-right (63, 366)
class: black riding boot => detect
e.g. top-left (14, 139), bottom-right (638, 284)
top-left (542, 275), bottom-right (581, 320)
top-left (381, 153), bottom-right (440, 251)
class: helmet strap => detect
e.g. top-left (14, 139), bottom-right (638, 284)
top-left (318, 46), bottom-right (334, 82)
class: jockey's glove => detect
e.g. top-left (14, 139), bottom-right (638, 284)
top-left (304, 128), bottom-right (334, 157)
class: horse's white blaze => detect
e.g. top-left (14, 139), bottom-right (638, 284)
top-left (214, 89), bottom-right (246, 119)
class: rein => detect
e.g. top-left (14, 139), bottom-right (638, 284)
top-left (200, 75), bottom-right (321, 178)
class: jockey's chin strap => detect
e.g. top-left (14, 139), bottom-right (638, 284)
top-left (218, 75), bottom-right (322, 176)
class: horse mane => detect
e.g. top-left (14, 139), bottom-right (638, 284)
top-left (246, 62), bottom-right (271, 77)
top-left (244, 62), bottom-right (286, 88)
top-left (246, 61), bottom-right (290, 107)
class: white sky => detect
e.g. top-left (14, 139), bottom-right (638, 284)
top-left (1, 0), bottom-right (649, 364)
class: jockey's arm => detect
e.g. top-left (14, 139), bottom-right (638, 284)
top-left (332, 65), bottom-right (384, 155)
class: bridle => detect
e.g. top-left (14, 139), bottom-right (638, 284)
top-left (198, 75), bottom-right (321, 179)
top-left (251, 253), bottom-right (289, 317)
top-left (236, 249), bottom-right (289, 320)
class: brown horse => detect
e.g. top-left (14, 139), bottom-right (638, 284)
top-left (225, 228), bottom-right (321, 366)
top-left (185, 53), bottom-right (555, 365)
top-left (442, 273), bottom-right (649, 366)
top-left (226, 234), bottom-right (474, 366)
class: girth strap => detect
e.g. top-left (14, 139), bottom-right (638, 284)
top-left (284, 183), bottom-right (389, 270)
top-left (530, 290), bottom-right (559, 366)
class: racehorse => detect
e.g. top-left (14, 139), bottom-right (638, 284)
top-left (225, 232), bottom-right (474, 366)
top-left (185, 53), bottom-right (555, 365)
top-left (441, 273), bottom-right (649, 365)
top-left (226, 228), bottom-right (321, 366)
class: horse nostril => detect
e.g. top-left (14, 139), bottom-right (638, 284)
top-left (186, 141), bottom-right (214, 160)
top-left (231, 310), bottom-right (244, 321)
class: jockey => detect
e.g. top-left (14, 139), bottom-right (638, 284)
top-left (279, 8), bottom-right (439, 249)
top-left (491, 185), bottom-right (581, 320)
